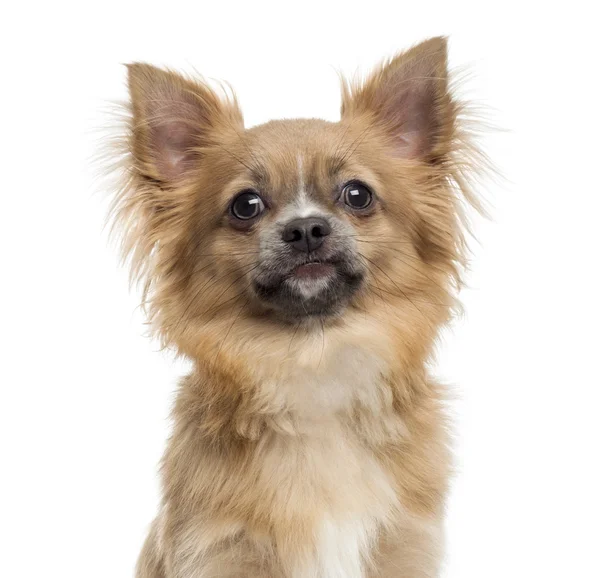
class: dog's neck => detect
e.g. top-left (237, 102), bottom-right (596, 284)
top-left (176, 309), bottom-right (430, 444)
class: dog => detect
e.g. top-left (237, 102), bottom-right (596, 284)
top-left (108, 36), bottom-right (482, 577)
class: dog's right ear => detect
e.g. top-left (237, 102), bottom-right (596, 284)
top-left (127, 63), bottom-right (243, 184)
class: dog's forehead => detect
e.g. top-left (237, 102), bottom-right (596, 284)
top-left (244, 119), bottom-right (345, 202)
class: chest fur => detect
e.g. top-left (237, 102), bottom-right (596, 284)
top-left (290, 519), bottom-right (375, 578)
top-left (241, 340), bottom-right (401, 575)
top-left (177, 335), bottom-right (404, 576)
top-left (251, 423), bottom-right (398, 577)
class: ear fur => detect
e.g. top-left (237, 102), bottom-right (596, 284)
top-left (127, 63), bottom-right (243, 183)
top-left (341, 37), bottom-right (453, 160)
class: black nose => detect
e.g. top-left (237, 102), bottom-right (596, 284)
top-left (282, 217), bottom-right (332, 253)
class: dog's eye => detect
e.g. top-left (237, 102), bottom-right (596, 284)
top-left (342, 182), bottom-right (373, 210)
top-left (231, 191), bottom-right (265, 220)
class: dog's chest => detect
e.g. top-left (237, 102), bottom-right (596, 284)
top-left (250, 341), bottom-right (399, 576)
top-left (259, 427), bottom-right (394, 578)
top-left (300, 516), bottom-right (378, 578)
top-left (255, 410), bottom-right (397, 577)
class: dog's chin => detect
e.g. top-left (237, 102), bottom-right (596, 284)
top-left (252, 260), bottom-right (364, 322)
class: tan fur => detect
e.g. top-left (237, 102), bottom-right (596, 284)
top-left (107, 37), bottom-right (483, 577)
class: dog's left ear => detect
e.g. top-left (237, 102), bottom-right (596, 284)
top-left (341, 37), bottom-right (453, 160)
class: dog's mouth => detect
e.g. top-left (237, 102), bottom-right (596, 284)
top-left (293, 261), bottom-right (336, 281)
top-left (252, 256), bottom-right (364, 320)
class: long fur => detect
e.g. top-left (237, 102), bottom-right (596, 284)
top-left (105, 36), bottom-right (486, 577)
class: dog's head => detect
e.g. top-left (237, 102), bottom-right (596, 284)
top-left (113, 37), bottom-right (477, 355)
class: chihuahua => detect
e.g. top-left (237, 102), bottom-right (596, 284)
top-left (110, 36), bottom-right (482, 577)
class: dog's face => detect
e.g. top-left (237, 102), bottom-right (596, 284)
top-left (118, 37), bottom-right (468, 348)
top-left (230, 122), bottom-right (368, 320)
top-left (209, 119), bottom-right (403, 322)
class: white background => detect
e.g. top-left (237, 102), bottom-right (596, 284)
top-left (1, 1), bottom-right (599, 577)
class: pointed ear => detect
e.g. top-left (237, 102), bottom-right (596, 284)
top-left (127, 63), bottom-right (243, 183)
top-left (341, 37), bottom-right (453, 160)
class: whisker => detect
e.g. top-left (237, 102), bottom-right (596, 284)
top-left (192, 250), bottom-right (261, 260)
top-left (387, 252), bottom-right (452, 293)
top-left (334, 125), bottom-right (374, 170)
top-left (330, 126), bottom-right (369, 173)
top-left (330, 122), bottom-right (354, 171)
top-left (317, 318), bottom-right (326, 370)
top-left (214, 294), bottom-right (250, 358)
top-left (173, 261), bottom-right (259, 331)
top-left (201, 263), bottom-right (261, 318)
top-left (352, 237), bottom-right (454, 277)
top-left (364, 282), bottom-right (445, 305)
top-left (359, 252), bottom-right (435, 330)
top-left (222, 115), bottom-right (264, 176)
top-left (213, 142), bottom-right (256, 174)
top-left (287, 321), bottom-right (302, 355)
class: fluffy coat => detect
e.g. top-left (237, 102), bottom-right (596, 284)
top-left (108, 37), bottom-right (483, 577)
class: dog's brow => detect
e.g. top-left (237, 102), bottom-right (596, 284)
top-left (326, 155), bottom-right (347, 179)
top-left (248, 166), bottom-right (269, 188)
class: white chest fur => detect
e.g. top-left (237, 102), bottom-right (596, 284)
top-left (260, 350), bottom-right (398, 576)
top-left (241, 324), bottom-right (401, 576)
top-left (306, 516), bottom-right (378, 578)
top-left (274, 428), bottom-right (394, 578)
